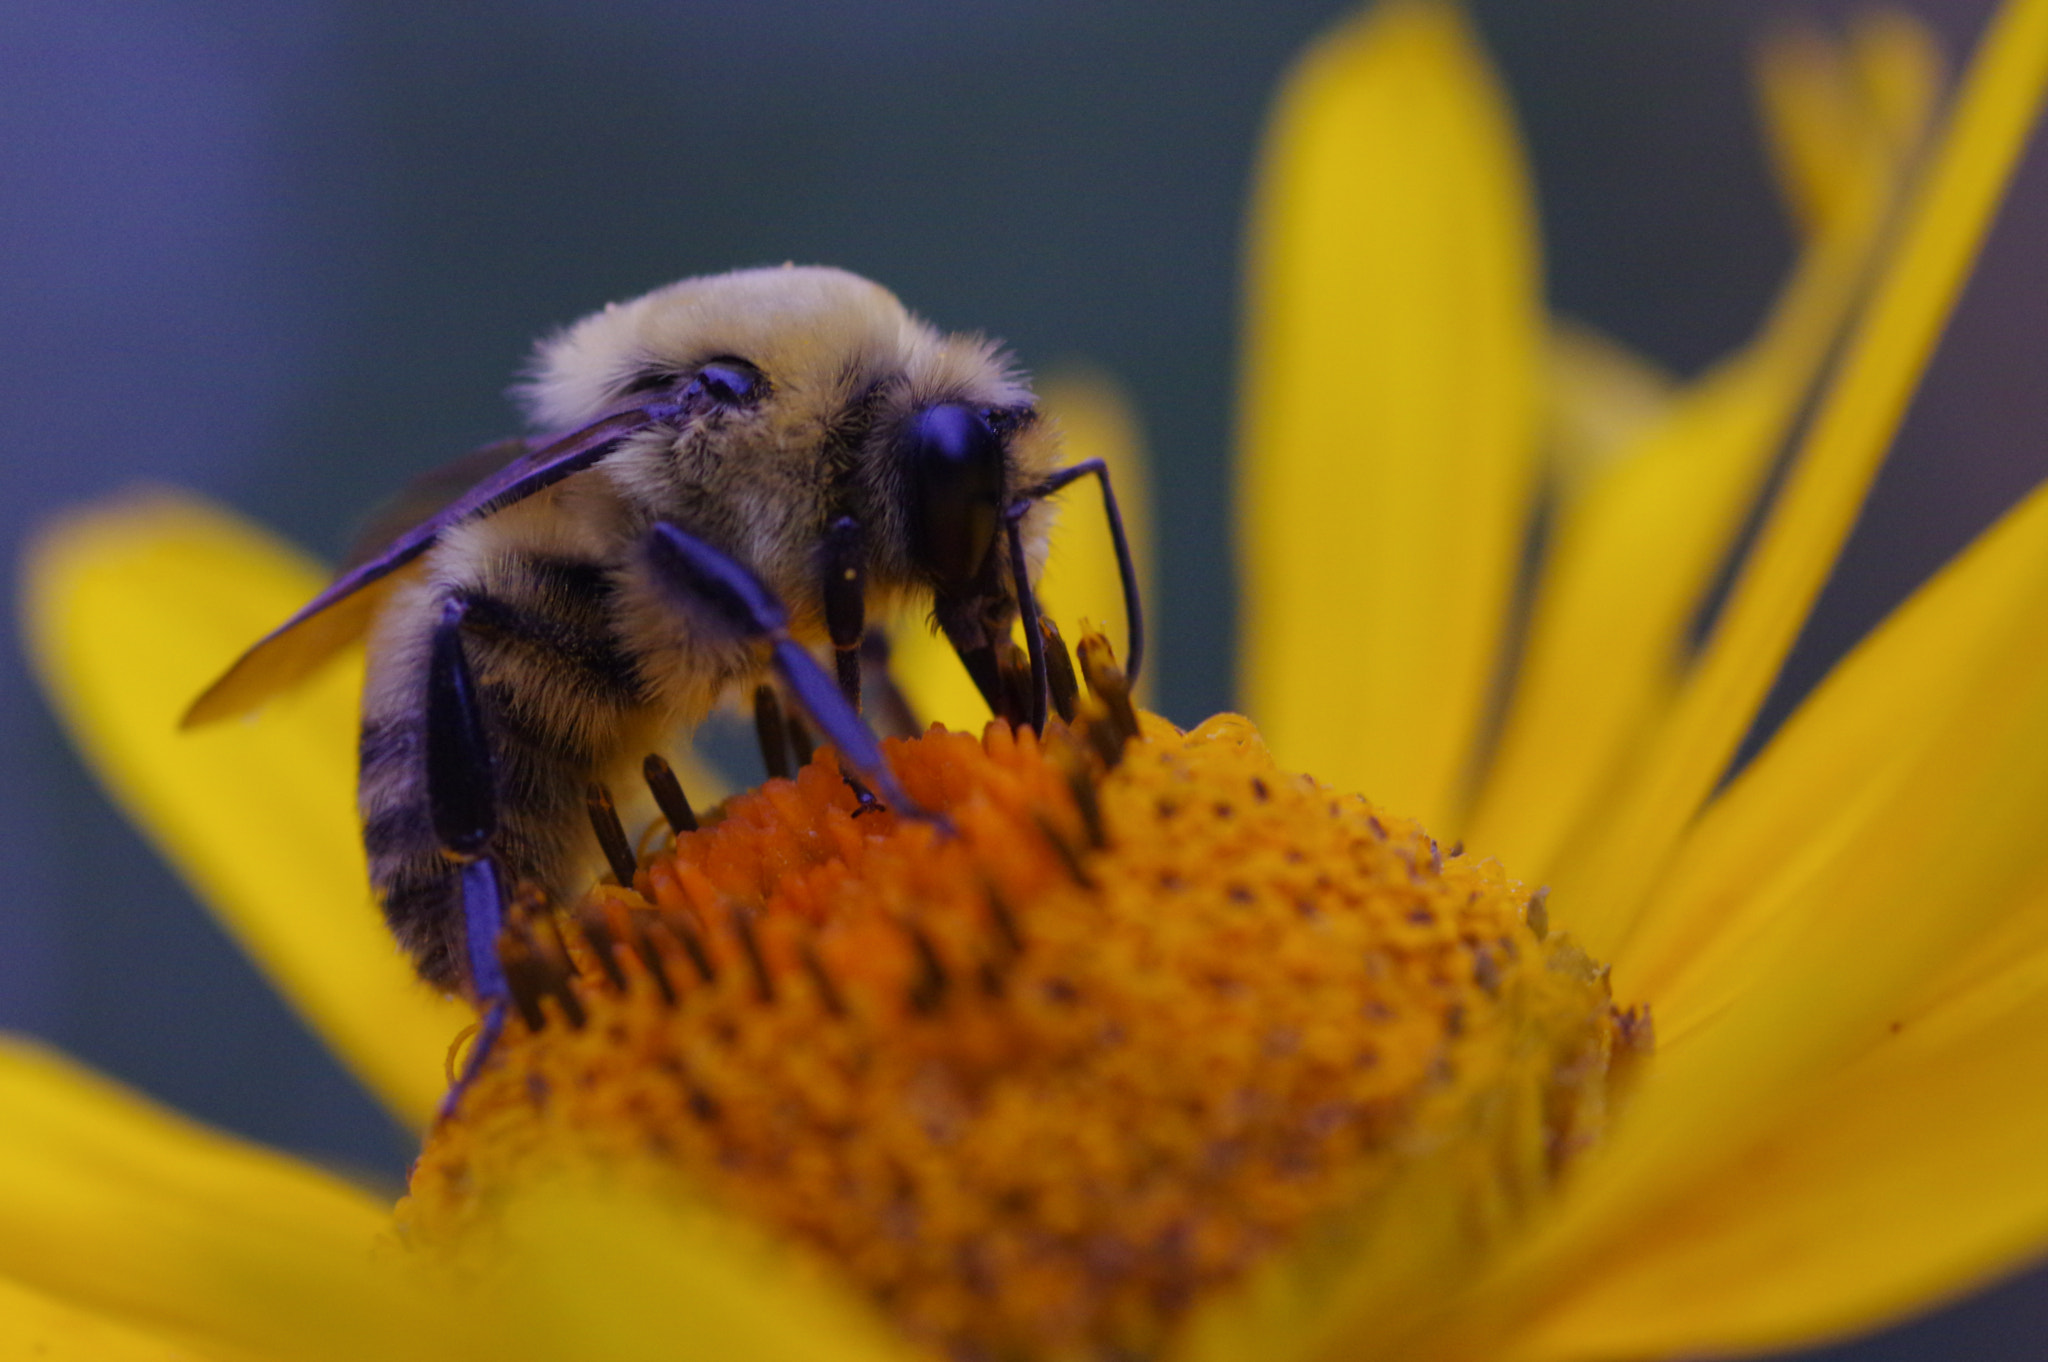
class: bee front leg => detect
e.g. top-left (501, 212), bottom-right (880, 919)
top-left (424, 598), bottom-right (511, 1105)
top-left (643, 522), bottom-right (940, 828)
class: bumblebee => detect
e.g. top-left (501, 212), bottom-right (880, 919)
top-left (186, 265), bottom-right (1138, 1005)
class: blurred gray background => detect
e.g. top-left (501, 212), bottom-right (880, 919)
top-left (4, 1), bottom-right (2045, 1356)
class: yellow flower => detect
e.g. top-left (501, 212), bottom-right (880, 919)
top-left (13, 0), bottom-right (2048, 1358)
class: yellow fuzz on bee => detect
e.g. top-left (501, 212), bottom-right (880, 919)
top-left (399, 710), bottom-right (1644, 1360)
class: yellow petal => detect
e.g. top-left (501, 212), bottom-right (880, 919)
top-left (1447, 471), bottom-right (2048, 1360)
top-left (1757, 20), bottom-right (1871, 239)
top-left (1622, 475), bottom-right (2048, 1033)
top-left (478, 1179), bottom-right (923, 1362)
top-left (21, 493), bottom-right (468, 1127)
top-left (1470, 13), bottom-right (1939, 887)
top-left (1550, 0), bottom-right (2048, 949)
top-left (0, 1037), bottom-right (452, 1362)
top-left (1756, 12), bottom-right (1941, 239)
top-left (1506, 901), bottom-right (2048, 1360)
top-left (1853, 10), bottom-right (1948, 174)
top-left (1239, 0), bottom-right (1542, 834)
top-left (1539, 322), bottom-right (1675, 498)
top-left (0, 1275), bottom-right (197, 1362)
top-left (1465, 208), bottom-right (1887, 883)
top-left (884, 608), bottom-right (989, 735)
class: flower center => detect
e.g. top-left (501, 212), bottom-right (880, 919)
top-left (399, 649), bottom-right (1647, 1360)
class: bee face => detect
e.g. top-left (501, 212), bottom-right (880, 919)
top-left (521, 265), bottom-right (1060, 636)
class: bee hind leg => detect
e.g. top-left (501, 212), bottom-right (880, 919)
top-left (643, 521), bottom-right (944, 830)
top-left (423, 597), bottom-right (513, 1114)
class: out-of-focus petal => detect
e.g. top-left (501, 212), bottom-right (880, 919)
top-left (480, 1179), bottom-right (923, 1362)
top-left (0, 1037), bottom-right (450, 1362)
top-left (1757, 11), bottom-right (1942, 240)
top-left (885, 609), bottom-right (988, 736)
top-left (1541, 322), bottom-right (1675, 498)
top-left (1239, 0), bottom-right (1542, 834)
top-left (1551, 0), bottom-right (2048, 948)
top-left (21, 493), bottom-right (468, 1127)
top-left (0, 1275), bottom-right (197, 1362)
top-left (1465, 234), bottom-right (1879, 884)
top-left (1468, 13), bottom-right (1938, 901)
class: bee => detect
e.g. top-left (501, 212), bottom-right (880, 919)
top-left (183, 265), bottom-right (1139, 1008)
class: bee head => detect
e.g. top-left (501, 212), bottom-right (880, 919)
top-left (518, 264), bottom-right (1062, 643)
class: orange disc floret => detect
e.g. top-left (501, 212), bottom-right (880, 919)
top-left (401, 705), bottom-right (1644, 1361)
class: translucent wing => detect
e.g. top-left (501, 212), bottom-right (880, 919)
top-left (339, 436), bottom-right (529, 574)
top-left (182, 398), bottom-right (679, 727)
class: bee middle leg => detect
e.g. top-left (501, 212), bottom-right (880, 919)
top-left (642, 521), bottom-right (938, 826)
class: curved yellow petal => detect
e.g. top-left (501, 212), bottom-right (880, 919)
top-left (1436, 470), bottom-right (2048, 1361)
top-left (1504, 899), bottom-right (2048, 1360)
top-left (1853, 10), bottom-right (1948, 175)
top-left (479, 1179), bottom-right (922, 1362)
top-left (22, 493), bottom-right (467, 1127)
top-left (1465, 252), bottom-right (1869, 883)
top-left (1623, 475), bottom-right (2048, 1034)
top-left (0, 1037), bottom-right (452, 1362)
top-left (1468, 17), bottom-right (1939, 886)
top-left (0, 1275), bottom-right (198, 1362)
top-left (1239, 0), bottom-right (1541, 834)
top-left (1757, 11), bottom-right (1943, 240)
top-left (1550, 0), bottom-right (2048, 949)
top-left (1540, 322), bottom-right (1675, 498)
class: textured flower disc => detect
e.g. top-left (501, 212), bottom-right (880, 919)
top-left (401, 661), bottom-right (1647, 1360)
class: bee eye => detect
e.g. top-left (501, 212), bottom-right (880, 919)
top-left (906, 402), bottom-right (1006, 590)
top-left (685, 358), bottom-right (764, 409)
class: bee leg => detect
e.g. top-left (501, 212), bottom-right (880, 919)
top-left (644, 522), bottom-right (942, 828)
top-left (860, 631), bottom-right (922, 739)
top-left (585, 782), bottom-right (637, 885)
top-left (753, 684), bottom-right (793, 781)
top-left (423, 598), bottom-right (512, 1110)
top-left (822, 515), bottom-right (866, 709)
top-left (642, 753), bottom-right (699, 834)
top-left (1018, 457), bottom-right (1145, 685)
top-left (1004, 504), bottom-right (1052, 732)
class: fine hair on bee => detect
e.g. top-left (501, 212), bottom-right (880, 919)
top-left (183, 264), bottom-right (1142, 1055)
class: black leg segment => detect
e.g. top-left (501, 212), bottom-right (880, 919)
top-left (821, 515), bottom-right (866, 709)
top-left (425, 598), bottom-right (498, 859)
top-left (643, 753), bottom-right (699, 834)
top-left (1005, 506), bottom-right (1051, 733)
top-left (753, 684), bottom-right (792, 782)
top-left (424, 597), bottom-right (510, 1012)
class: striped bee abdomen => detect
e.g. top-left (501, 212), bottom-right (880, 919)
top-left (359, 553), bottom-right (646, 991)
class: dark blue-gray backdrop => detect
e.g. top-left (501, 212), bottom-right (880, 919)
top-left (4, 2), bottom-right (2044, 1357)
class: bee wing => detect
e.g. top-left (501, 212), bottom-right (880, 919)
top-left (182, 399), bottom-right (678, 727)
top-left (338, 436), bottom-right (529, 573)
